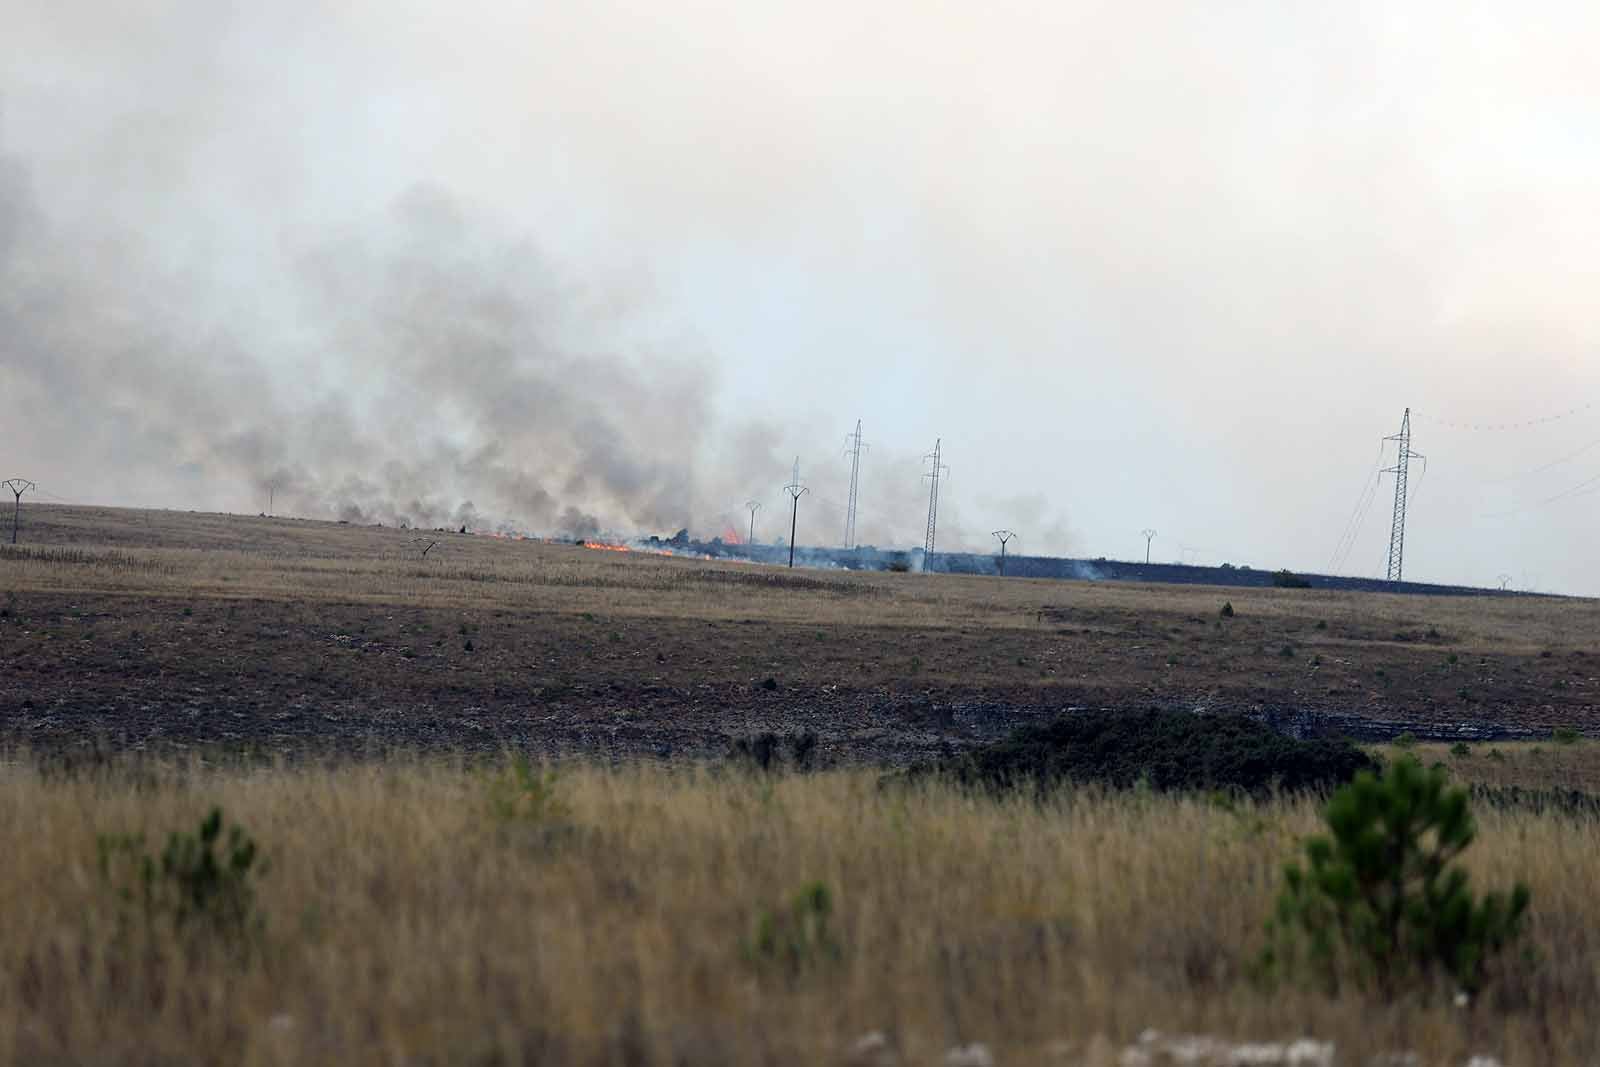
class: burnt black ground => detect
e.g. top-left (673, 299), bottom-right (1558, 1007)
top-left (1, 589), bottom-right (1583, 764)
top-left (3, 506), bottom-right (1597, 763)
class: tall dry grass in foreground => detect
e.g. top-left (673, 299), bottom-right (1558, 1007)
top-left (1, 757), bottom-right (1595, 1065)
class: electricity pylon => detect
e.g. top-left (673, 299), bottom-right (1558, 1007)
top-left (843, 419), bottom-right (866, 548)
top-left (3, 479), bottom-right (35, 545)
top-left (992, 529), bottom-right (1017, 576)
top-left (783, 459), bottom-right (808, 568)
top-left (745, 499), bottom-right (762, 545)
top-left (923, 439), bottom-right (948, 556)
top-left (1382, 408), bottom-right (1424, 582)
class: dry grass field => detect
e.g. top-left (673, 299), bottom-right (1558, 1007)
top-left (3, 504), bottom-right (1599, 759)
top-left (4, 754), bottom-right (1599, 1066)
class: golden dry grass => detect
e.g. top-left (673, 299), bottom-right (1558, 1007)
top-left (2, 756), bottom-right (1595, 1066)
top-left (1376, 739), bottom-right (1600, 793)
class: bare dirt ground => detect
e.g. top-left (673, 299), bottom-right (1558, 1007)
top-left (3, 505), bottom-right (1598, 762)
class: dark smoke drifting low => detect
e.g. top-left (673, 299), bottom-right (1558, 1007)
top-left (1, 157), bottom-right (784, 537)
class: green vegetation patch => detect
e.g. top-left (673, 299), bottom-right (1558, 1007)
top-left (911, 709), bottom-right (1376, 796)
top-left (1263, 758), bottom-right (1530, 996)
top-left (1273, 569), bottom-right (1312, 589)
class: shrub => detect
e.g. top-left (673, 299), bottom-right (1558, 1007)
top-left (1553, 727), bottom-right (1582, 746)
top-left (1450, 741), bottom-right (1472, 757)
top-left (97, 807), bottom-right (265, 946)
top-left (1273, 569), bottom-right (1311, 589)
top-left (1220, 602), bottom-right (1235, 618)
top-left (744, 881), bottom-right (840, 975)
top-left (729, 730), bottom-right (820, 773)
top-left (1262, 758), bottom-right (1530, 995)
top-left (905, 710), bottom-right (1375, 797)
top-left (485, 756), bottom-right (569, 823)
top-left (1394, 732), bottom-right (1417, 749)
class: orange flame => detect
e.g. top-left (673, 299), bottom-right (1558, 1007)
top-left (581, 541), bottom-right (632, 552)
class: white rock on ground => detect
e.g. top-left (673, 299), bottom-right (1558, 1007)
top-left (845, 1030), bottom-right (898, 1066)
top-left (1116, 1031), bottom-right (1336, 1067)
top-left (943, 1042), bottom-right (996, 1067)
top-left (1285, 1040), bottom-right (1335, 1067)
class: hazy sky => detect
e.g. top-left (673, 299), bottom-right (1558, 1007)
top-left (5, 2), bottom-right (1600, 592)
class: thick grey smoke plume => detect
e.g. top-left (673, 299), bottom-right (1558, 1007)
top-left (2, 154), bottom-right (765, 535)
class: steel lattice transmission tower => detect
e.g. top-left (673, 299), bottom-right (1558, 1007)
top-left (923, 438), bottom-right (948, 556)
top-left (1382, 407), bottom-right (1424, 583)
top-left (842, 419), bottom-right (867, 549)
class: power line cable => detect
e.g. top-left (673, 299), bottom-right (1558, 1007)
top-left (1478, 467), bottom-right (1600, 518)
top-left (1414, 400), bottom-right (1595, 432)
top-left (1327, 443), bottom-right (1381, 570)
top-left (1327, 439), bottom-right (1385, 574)
top-left (1331, 472), bottom-right (1382, 575)
top-left (1482, 433), bottom-right (1600, 485)
top-left (1407, 455), bottom-right (1428, 509)
top-left (1538, 469), bottom-right (1600, 507)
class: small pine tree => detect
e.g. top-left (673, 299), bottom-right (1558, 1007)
top-left (98, 807), bottom-right (265, 947)
top-left (1263, 758), bottom-right (1529, 995)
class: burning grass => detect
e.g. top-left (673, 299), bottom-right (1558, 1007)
top-left (2, 753), bottom-right (1595, 1064)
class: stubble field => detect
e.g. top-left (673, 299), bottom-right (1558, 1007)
top-left (4, 505), bottom-right (1599, 760)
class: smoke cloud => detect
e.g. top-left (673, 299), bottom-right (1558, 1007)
top-left (6, 2), bottom-right (1600, 587)
top-left (0, 152), bottom-right (779, 535)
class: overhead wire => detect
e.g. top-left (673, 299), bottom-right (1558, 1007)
top-left (1333, 473), bottom-right (1382, 576)
top-left (1407, 455), bottom-right (1427, 509)
top-left (1412, 399), bottom-right (1600, 519)
top-left (1483, 433), bottom-right (1600, 484)
top-left (1413, 399), bottom-right (1595, 432)
top-left (1326, 439), bottom-right (1385, 575)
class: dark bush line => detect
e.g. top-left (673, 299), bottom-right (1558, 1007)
top-left (904, 709), bottom-right (1376, 797)
top-left (728, 731), bottom-right (821, 773)
top-left (1469, 784), bottom-right (1600, 819)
